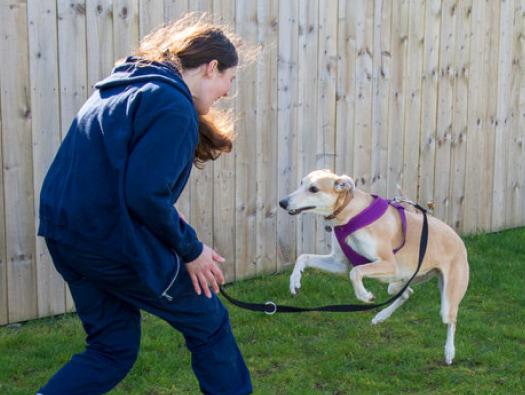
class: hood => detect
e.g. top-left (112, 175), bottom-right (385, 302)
top-left (94, 56), bottom-right (193, 103)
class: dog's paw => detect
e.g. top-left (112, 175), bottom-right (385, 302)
top-left (356, 290), bottom-right (375, 304)
top-left (371, 310), bottom-right (390, 325)
top-left (444, 345), bottom-right (455, 365)
top-left (289, 270), bottom-right (302, 295)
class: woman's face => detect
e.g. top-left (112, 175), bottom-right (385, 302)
top-left (194, 62), bottom-right (236, 115)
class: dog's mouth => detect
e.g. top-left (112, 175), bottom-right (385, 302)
top-left (288, 206), bottom-right (316, 215)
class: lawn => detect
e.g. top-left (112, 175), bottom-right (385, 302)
top-left (1, 227), bottom-right (524, 394)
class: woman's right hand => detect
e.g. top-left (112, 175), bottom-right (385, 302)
top-left (185, 244), bottom-right (225, 298)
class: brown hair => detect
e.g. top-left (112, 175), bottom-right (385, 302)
top-left (135, 13), bottom-right (240, 167)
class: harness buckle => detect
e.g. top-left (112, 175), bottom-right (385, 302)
top-left (392, 196), bottom-right (416, 206)
top-left (265, 301), bottom-right (277, 315)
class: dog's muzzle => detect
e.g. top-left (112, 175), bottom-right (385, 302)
top-left (279, 199), bottom-right (315, 216)
top-left (287, 207), bottom-right (316, 215)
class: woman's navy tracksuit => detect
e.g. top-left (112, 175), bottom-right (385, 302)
top-left (37, 57), bottom-right (252, 395)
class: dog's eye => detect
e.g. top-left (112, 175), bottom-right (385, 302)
top-left (309, 186), bottom-right (319, 193)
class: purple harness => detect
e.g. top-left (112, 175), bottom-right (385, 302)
top-left (333, 195), bottom-right (407, 266)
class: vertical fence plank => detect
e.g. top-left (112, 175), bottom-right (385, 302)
top-left (481, 0), bottom-right (501, 231)
top-left (28, 0), bottom-right (66, 318)
top-left (296, 0), bottom-right (318, 255)
top-left (0, 40), bottom-right (6, 326)
top-left (434, 0), bottom-right (457, 221)
top-left (212, 0), bottom-right (236, 281)
top-left (505, 0), bottom-right (522, 228)
top-left (315, 0), bottom-right (337, 253)
top-left (113, 0), bottom-right (140, 62)
top-left (0, 0), bottom-right (37, 323)
top-left (255, 0), bottom-right (278, 274)
top-left (464, 0), bottom-right (487, 233)
top-left (57, 0), bottom-right (88, 311)
top-left (493, 0), bottom-right (515, 230)
top-left (370, 0), bottom-right (391, 196)
top-left (317, 0), bottom-right (338, 174)
top-left (418, 0), bottom-right (441, 208)
top-left (139, 0), bottom-right (165, 39)
top-left (353, 0), bottom-right (374, 192)
top-left (277, 0), bottom-right (299, 269)
top-left (511, 0), bottom-right (525, 227)
top-left (402, 0), bottom-right (424, 200)
top-left (449, 0), bottom-right (472, 232)
top-left (335, 0), bottom-right (357, 176)
top-left (386, 0), bottom-right (409, 197)
top-left (235, 0), bottom-right (258, 278)
top-left (520, 0), bottom-right (525, 227)
top-left (86, 0), bottom-right (114, 93)
top-left (57, 0), bottom-right (88, 141)
top-left (506, 0), bottom-right (524, 228)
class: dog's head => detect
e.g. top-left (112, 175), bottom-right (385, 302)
top-left (279, 169), bottom-right (355, 217)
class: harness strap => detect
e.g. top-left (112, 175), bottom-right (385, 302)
top-left (390, 202), bottom-right (407, 254)
top-left (333, 195), bottom-right (388, 265)
top-left (220, 203), bottom-right (429, 314)
top-left (332, 196), bottom-right (407, 265)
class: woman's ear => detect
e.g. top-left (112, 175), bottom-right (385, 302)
top-left (334, 175), bottom-right (355, 192)
top-left (205, 60), bottom-right (219, 76)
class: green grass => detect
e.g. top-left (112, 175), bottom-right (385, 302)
top-left (1, 227), bottom-right (525, 394)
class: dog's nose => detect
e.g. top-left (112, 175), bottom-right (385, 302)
top-left (279, 199), bottom-right (288, 209)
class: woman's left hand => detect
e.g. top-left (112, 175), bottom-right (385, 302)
top-left (185, 244), bottom-right (225, 298)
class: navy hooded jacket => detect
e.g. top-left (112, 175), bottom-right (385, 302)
top-left (38, 57), bottom-right (203, 300)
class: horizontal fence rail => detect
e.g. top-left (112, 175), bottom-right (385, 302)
top-left (0, 0), bottom-right (524, 324)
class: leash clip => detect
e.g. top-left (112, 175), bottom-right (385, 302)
top-left (393, 196), bottom-right (431, 213)
top-left (392, 196), bottom-right (416, 206)
top-left (264, 301), bottom-right (277, 315)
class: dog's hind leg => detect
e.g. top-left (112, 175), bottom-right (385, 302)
top-left (372, 270), bottom-right (439, 325)
top-left (440, 252), bottom-right (469, 365)
top-left (371, 283), bottom-right (413, 325)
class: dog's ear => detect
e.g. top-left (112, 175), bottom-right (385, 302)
top-left (334, 175), bottom-right (355, 192)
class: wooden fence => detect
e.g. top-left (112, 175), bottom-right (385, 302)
top-left (0, 0), bottom-right (524, 324)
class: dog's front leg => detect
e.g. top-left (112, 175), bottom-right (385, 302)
top-left (349, 259), bottom-right (397, 303)
top-left (290, 254), bottom-right (347, 295)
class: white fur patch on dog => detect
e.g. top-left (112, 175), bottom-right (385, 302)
top-left (346, 229), bottom-right (378, 262)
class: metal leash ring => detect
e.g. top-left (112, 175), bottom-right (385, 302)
top-left (264, 301), bottom-right (277, 315)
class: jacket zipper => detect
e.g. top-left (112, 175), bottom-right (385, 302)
top-left (161, 256), bottom-right (181, 301)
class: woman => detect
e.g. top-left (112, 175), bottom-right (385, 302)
top-left (37, 14), bottom-right (252, 395)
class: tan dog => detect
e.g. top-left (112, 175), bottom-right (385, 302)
top-left (279, 169), bottom-right (469, 365)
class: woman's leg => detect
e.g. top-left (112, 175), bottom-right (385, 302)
top-left (42, 240), bottom-right (252, 395)
top-left (107, 263), bottom-right (252, 395)
top-left (38, 241), bottom-right (141, 395)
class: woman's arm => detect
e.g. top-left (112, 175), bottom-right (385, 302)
top-left (125, 110), bottom-right (203, 262)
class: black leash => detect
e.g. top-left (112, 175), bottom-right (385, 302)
top-left (220, 203), bottom-right (429, 315)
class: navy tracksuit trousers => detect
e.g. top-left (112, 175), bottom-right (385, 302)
top-left (38, 240), bottom-right (252, 395)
